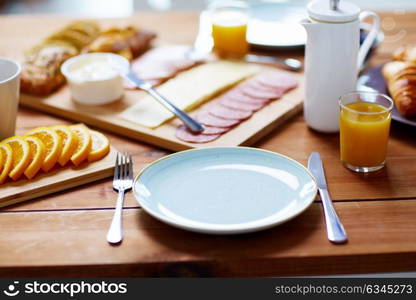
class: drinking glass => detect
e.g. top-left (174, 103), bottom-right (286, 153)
top-left (339, 91), bottom-right (393, 173)
top-left (210, 1), bottom-right (250, 58)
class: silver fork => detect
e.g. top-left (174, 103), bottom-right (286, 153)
top-left (106, 152), bottom-right (133, 244)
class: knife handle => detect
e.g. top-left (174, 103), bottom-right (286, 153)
top-left (147, 87), bottom-right (204, 133)
top-left (319, 188), bottom-right (348, 244)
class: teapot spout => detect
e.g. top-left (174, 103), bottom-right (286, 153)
top-left (300, 18), bottom-right (320, 36)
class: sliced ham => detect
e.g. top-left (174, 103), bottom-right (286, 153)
top-left (202, 125), bottom-right (231, 135)
top-left (126, 45), bottom-right (198, 88)
top-left (165, 58), bottom-right (196, 70)
top-left (243, 79), bottom-right (283, 91)
top-left (242, 80), bottom-right (286, 96)
top-left (196, 110), bottom-right (241, 128)
top-left (207, 103), bottom-right (253, 120)
top-left (175, 125), bottom-right (221, 143)
top-left (219, 96), bottom-right (265, 112)
top-left (223, 90), bottom-right (269, 104)
top-left (239, 84), bottom-right (283, 100)
top-left (175, 69), bottom-right (299, 144)
top-left (255, 70), bottom-right (298, 91)
top-left (132, 65), bottom-right (174, 80)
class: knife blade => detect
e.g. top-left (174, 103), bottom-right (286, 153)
top-left (308, 152), bottom-right (328, 189)
top-left (308, 152), bottom-right (348, 244)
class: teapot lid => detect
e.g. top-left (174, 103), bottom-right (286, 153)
top-left (307, 0), bottom-right (361, 23)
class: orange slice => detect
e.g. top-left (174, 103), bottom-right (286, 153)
top-left (26, 127), bottom-right (62, 172)
top-left (23, 136), bottom-right (46, 179)
top-left (2, 136), bottom-right (31, 181)
top-left (88, 130), bottom-right (110, 162)
top-left (0, 143), bottom-right (13, 184)
top-left (51, 125), bottom-right (77, 166)
top-left (69, 124), bottom-right (92, 166)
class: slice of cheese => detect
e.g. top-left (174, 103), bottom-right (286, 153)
top-left (121, 61), bottom-right (260, 128)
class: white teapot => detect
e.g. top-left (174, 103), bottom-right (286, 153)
top-left (302, 0), bottom-right (380, 132)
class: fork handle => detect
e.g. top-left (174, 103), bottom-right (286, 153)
top-left (106, 190), bottom-right (125, 244)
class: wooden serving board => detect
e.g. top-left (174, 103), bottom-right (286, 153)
top-left (20, 68), bottom-right (304, 152)
top-left (0, 147), bottom-right (117, 208)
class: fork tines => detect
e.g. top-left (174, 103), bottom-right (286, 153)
top-left (113, 152), bottom-right (133, 190)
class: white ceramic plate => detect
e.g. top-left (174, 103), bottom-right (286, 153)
top-left (247, 2), bottom-right (307, 48)
top-left (247, 2), bottom-right (384, 51)
top-left (133, 147), bottom-right (317, 234)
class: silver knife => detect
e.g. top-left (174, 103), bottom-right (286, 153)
top-left (187, 11), bottom-right (303, 72)
top-left (308, 152), bottom-right (348, 244)
top-left (124, 71), bottom-right (204, 133)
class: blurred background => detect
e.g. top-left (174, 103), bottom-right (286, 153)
top-left (0, 0), bottom-right (415, 16)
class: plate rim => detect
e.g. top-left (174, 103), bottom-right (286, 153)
top-left (247, 2), bottom-right (384, 49)
top-left (358, 64), bottom-right (416, 127)
top-left (132, 146), bottom-right (318, 234)
top-left (247, 2), bottom-right (306, 48)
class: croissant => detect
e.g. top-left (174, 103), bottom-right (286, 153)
top-left (382, 61), bottom-right (416, 118)
top-left (21, 21), bottom-right (100, 95)
top-left (46, 21), bottom-right (100, 50)
top-left (21, 41), bottom-right (78, 95)
top-left (393, 46), bottom-right (416, 62)
top-left (83, 27), bottom-right (156, 61)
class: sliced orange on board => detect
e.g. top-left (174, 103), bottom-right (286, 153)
top-left (0, 123), bottom-right (110, 184)
top-left (88, 130), bottom-right (110, 162)
top-left (26, 127), bottom-right (62, 172)
top-left (0, 143), bottom-right (13, 184)
top-left (23, 136), bottom-right (46, 179)
top-left (70, 124), bottom-right (92, 166)
top-left (51, 125), bottom-right (77, 166)
top-left (2, 136), bottom-right (31, 181)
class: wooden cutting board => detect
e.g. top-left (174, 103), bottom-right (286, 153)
top-left (0, 147), bottom-right (117, 208)
top-left (1, 16), bottom-right (304, 152)
top-left (20, 69), bottom-right (304, 152)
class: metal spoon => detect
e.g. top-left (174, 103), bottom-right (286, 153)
top-left (244, 54), bottom-right (302, 71)
top-left (124, 71), bottom-right (204, 133)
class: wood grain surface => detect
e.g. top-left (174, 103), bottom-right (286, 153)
top-left (0, 11), bottom-right (415, 277)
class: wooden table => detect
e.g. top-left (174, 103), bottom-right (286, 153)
top-left (1, 11), bottom-right (416, 277)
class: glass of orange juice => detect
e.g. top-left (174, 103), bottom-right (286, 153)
top-left (210, 1), bottom-right (249, 58)
top-left (339, 91), bottom-right (393, 173)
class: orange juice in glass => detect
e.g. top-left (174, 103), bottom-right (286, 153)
top-left (210, 1), bottom-right (249, 58)
top-left (339, 92), bottom-right (393, 172)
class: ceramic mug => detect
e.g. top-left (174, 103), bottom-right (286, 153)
top-left (0, 58), bottom-right (21, 140)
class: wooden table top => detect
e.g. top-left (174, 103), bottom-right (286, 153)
top-left (1, 11), bottom-right (416, 277)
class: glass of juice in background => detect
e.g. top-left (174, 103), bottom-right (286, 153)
top-left (339, 91), bottom-right (393, 173)
top-left (210, 1), bottom-right (249, 58)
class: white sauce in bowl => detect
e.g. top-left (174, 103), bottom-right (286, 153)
top-left (61, 53), bottom-right (130, 105)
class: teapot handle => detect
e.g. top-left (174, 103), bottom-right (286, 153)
top-left (357, 11), bottom-right (381, 73)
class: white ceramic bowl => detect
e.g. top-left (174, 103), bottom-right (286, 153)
top-left (61, 53), bottom-right (129, 105)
